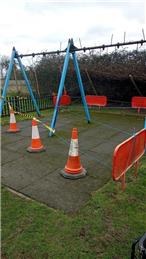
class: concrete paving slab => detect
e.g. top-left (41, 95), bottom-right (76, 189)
top-left (1, 110), bottom-right (144, 212)
top-left (21, 165), bottom-right (108, 213)
top-left (1, 128), bottom-right (25, 144)
top-left (2, 154), bottom-right (56, 190)
top-left (1, 149), bottom-right (24, 165)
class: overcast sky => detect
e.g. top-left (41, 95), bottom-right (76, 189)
top-left (0, 0), bottom-right (145, 58)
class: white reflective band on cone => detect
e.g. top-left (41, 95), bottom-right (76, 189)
top-left (69, 139), bottom-right (79, 156)
top-left (32, 126), bottom-right (40, 139)
top-left (10, 113), bottom-right (16, 123)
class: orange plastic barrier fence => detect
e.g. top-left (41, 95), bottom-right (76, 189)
top-left (53, 94), bottom-right (71, 106)
top-left (132, 96), bottom-right (146, 112)
top-left (112, 128), bottom-right (146, 190)
top-left (85, 95), bottom-right (107, 107)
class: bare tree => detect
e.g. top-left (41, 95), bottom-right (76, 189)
top-left (0, 56), bottom-right (9, 79)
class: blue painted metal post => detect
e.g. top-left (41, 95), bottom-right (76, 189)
top-left (72, 51), bottom-right (91, 123)
top-left (0, 47), bottom-right (16, 116)
top-left (49, 39), bottom-right (71, 136)
top-left (16, 51), bottom-right (41, 116)
top-left (144, 117), bottom-right (146, 153)
top-left (144, 117), bottom-right (146, 129)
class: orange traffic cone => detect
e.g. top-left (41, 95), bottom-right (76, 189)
top-left (27, 119), bottom-right (45, 153)
top-left (60, 128), bottom-right (87, 179)
top-left (7, 107), bottom-right (20, 133)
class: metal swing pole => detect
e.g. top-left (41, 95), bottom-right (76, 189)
top-left (144, 117), bottom-right (146, 153)
top-left (144, 117), bottom-right (146, 129)
top-left (49, 39), bottom-right (71, 136)
top-left (0, 47), bottom-right (16, 116)
top-left (16, 50), bottom-right (41, 116)
top-left (72, 50), bottom-right (91, 123)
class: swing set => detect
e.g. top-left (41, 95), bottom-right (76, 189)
top-left (1, 38), bottom-right (145, 136)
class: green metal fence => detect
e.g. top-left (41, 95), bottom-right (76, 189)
top-left (2, 95), bottom-right (53, 116)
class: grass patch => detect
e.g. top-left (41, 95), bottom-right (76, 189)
top-left (1, 105), bottom-right (145, 127)
top-left (2, 157), bottom-right (146, 259)
top-left (1, 108), bottom-right (54, 126)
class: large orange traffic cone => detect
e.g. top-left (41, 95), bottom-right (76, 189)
top-left (7, 107), bottom-right (20, 133)
top-left (27, 119), bottom-right (45, 153)
top-left (60, 128), bottom-right (87, 179)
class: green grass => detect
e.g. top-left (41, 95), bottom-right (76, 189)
top-left (2, 157), bottom-right (146, 259)
top-left (1, 105), bottom-right (145, 127)
top-left (1, 108), bottom-right (54, 126)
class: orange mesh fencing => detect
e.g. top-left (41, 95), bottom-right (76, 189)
top-left (53, 94), bottom-right (71, 106)
top-left (112, 128), bottom-right (146, 184)
top-left (85, 95), bottom-right (107, 107)
top-left (132, 96), bottom-right (146, 109)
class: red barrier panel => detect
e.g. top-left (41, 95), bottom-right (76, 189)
top-left (53, 94), bottom-right (71, 106)
top-left (112, 128), bottom-right (146, 189)
top-left (85, 95), bottom-right (107, 107)
top-left (132, 96), bottom-right (146, 112)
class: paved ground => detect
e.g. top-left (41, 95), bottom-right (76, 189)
top-left (1, 109), bottom-right (144, 212)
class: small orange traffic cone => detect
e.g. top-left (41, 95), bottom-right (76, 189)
top-left (27, 119), bottom-right (45, 153)
top-left (7, 107), bottom-right (20, 133)
top-left (60, 128), bottom-right (87, 179)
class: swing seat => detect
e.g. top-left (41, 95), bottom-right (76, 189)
top-left (85, 95), bottom-right (107, 107)
top-left (53, 94), bottom-right (71, 106)
top-left (132, 96), bottom-right (146, 109)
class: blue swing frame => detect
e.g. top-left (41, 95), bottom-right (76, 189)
top-left (1, 39), bottom-right (91, 136)
top-left (0, 47), bottom-right (40, 116)
top-left (49, 38), bottom-right (91, 136)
